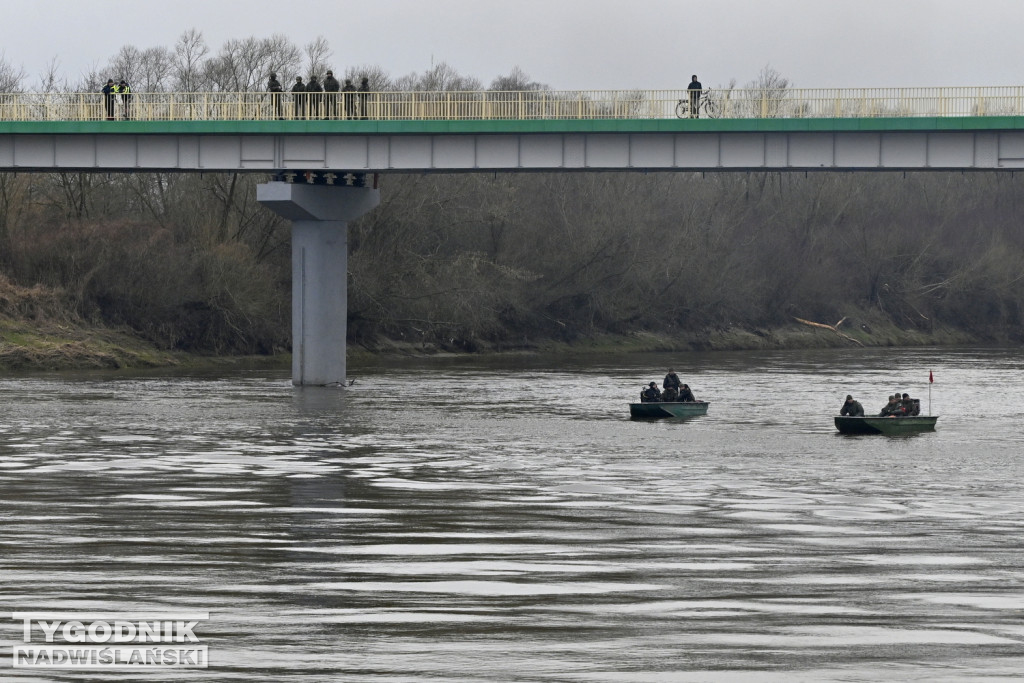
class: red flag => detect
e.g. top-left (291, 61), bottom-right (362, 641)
top-left (929, 371), bottom-right (934, 383)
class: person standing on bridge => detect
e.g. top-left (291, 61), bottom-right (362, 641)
top-left (358, 76), bottom-right (371, 119)
top-left (101, 79), bottom-right (116, 120)
top-left (267, 72), bottom-right (284, 119)
top-left (116, 79), bottom-right (132, 120)
top-left (292, 76), bottom-right (306, 119)
top-left (342, 79), bottom-right (357, 119)
top-left (306, 74), bottom-right (323, 120)
top-left (323, 70), bottom-right (340, 119)
top-left (687, 75), bottom-right (702, 118)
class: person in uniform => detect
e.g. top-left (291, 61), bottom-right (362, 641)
top-left (840, 395), bottom-right (864, 416)
top-left (322, 70), bottom-right (340, 119)
top-left (879, 395), bottom-right (904, 417)
top-left (663, 368), bottom-right (682, 393)
top-left (306, 74), bottom-right (323, 120)
top-left (678, 384), bottom-right (696, 402)
top-left (342, 79), bottom-right (357, 119)
top-left (291, 76), bottom-right (306, 119)
top-left (267, 72), bottom-right (283, 119)
top-left (640, 382), bottom-right (662, 402)
top-left (358, 76), bottom-right (371, 119)
top-left (661, 385), bottom-right (679, 402)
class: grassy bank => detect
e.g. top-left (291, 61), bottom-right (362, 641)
top-left (0, 275), bottom-right (993, 372)
top-left (0, 318), bottom-right (991, 372)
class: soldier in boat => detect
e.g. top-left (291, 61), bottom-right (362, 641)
top-left (879, 395), bottom-right (906, 417)
top-left (900, 392), bottom-right (920, 416)
top-left (663, 368), bottom-right (682, 393)
top-left (662, 385), bottom-right (679, 402)
top-left (840, 395), bottom-right (864, 416)
top-left (640, 382), bottom-right (662, 402)
top-left (678, 384), bottom-right (696, 402)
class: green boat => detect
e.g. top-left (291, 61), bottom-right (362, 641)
top-left (834, 415), bottom-right (938, 435)
top-left (629, 401), bottom-right (709, 419)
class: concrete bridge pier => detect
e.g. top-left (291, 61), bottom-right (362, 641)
top-left (257, 181), bottom-right (380, 386)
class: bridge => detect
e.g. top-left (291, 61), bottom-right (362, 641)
top-left (3, 85), bottom-right (1024, 384)
top-left (3, 86), bottom-right (1024, 172)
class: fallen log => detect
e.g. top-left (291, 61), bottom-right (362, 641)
top-left (793, 316), bottom-right (864, 346)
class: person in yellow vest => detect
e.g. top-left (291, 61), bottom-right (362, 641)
top-left (116, 79), bottom-right (132, 120)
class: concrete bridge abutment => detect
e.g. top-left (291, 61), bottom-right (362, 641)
top-left (257, 181), bottom-right (380, 386)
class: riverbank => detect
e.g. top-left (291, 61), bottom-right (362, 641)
top-left (0, 317), bottom-right (290, 372)
top-left (350, 311), bottom-right (989, 365)
top-left (0, 298), bottom-right (999, 372)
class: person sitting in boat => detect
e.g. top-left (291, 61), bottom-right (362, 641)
top-left (900, 393), bottom-right (919, 416)
top-left (661, 385), bottom-right (679, 402)
top-left (840, 395), bottom-right (864, 416)
top-left (879, 395), bottom-right (906, 417)
top-left (678, 384), bottom-right (696, 402)
top-left (663, 369), bottom-right (682, 393)
top-left (640, 382), bottom-right (662, 402)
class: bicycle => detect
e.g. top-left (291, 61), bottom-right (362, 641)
top-left (675, 90), bottom-right (719, 118)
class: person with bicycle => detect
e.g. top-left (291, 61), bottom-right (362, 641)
top-left (687, 75), bottom-right (703, 118)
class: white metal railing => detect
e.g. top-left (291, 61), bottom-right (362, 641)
top-left (1, 87), bottom-right (1023, 122)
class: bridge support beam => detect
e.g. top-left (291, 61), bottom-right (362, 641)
top-left (257, 181), bottom-right (380, 386)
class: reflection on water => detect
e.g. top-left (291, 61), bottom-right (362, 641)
top-left (1, 347), bottom-right (1024, 681)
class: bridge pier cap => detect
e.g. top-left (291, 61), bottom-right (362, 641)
top-left (256, 181), bottom-right (380, 221)
top-left (257, 181), bottom-right (380, 387)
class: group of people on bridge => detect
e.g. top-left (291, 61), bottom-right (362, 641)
top-left (101, 79), bottom-right (132, 120)
top-left (639, 369), bottom-right (698, 403)
top-left (267, 72), bottom-right (371, 120)
top-left (840, 392), bottom-right (921, 417)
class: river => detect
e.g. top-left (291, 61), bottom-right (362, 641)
top-left (1, 346), bottom-right (1023, 681)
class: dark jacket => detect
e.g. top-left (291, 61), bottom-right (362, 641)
top-left (268, 77), bottom-right (282, 93)
top-left (640, 386), bottom-right (661, 402)
top-left (306, 78), bottom-right (322, 93)
top-left (879, 401), bottom-right (905, 417)
top-left (678, 386), bottom-right (696, 402)
top-left (323, 75), bottom-right (339, 93)
top-left (663, 372), bottom-right (681, 390)
top-left (840, 399), bottom-right (864, 416)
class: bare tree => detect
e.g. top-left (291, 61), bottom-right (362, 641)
top-left (0, 51), bottom-right (27, 92)
top-left (490, 66), bottom-right (548, 92)
top-left (106, 45), bottom-right (143, 85)
top-left (35, 57), bottom-right (65, 94)
top-left (397, 61), bottom-right (482, 92)
top-left (173, 29), bottom-right (210, 92)
top-left (137, 47), bottom-right (175, 92)
top-left (742, 64), bottom-right (791, 118)
top-left (264, 34), bottom-right (302, 85)
top-left (206, 35), bottom-right (301, 92)
top-left (303, 36), bottom-right (332, 79)
top-left (343, 64), bottom-right (392, 91)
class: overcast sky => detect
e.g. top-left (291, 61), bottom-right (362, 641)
top-left (2, 0), bottom-right (1021, 91)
